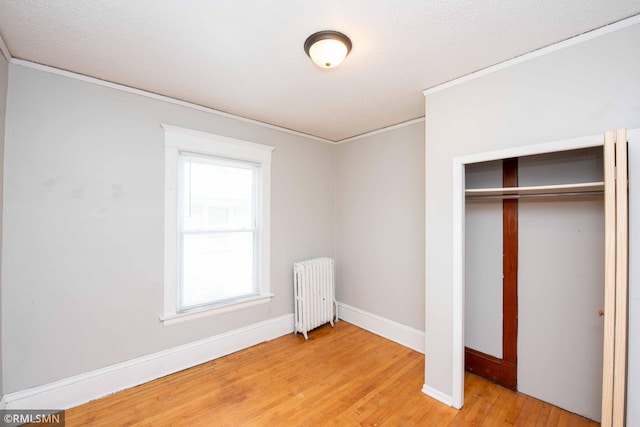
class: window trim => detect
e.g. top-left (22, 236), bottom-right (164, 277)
top-left (161, 124), bottom-right (275, 325)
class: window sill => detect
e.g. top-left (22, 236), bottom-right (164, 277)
top-left (160, 293), bottom-right (274, 326)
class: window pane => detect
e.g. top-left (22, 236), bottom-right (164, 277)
top-left (181, 232), bottom-right (255, 308)
top-left (182, 155), bottom-right (255, 231)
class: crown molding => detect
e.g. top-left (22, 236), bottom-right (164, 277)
top-left (9, 58), bottom-right (337, 145)
top-left (336, 117), bottom-right (425, 144)
top-left (423, 13), bottom-right (640, 97)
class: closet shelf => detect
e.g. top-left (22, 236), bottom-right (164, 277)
top-left (465, 181), bottom-right (604, 199)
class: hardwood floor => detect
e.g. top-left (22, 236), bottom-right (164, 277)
top-left (65, 321), bottom-right (598, 426)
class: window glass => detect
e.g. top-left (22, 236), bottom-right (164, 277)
top-left (179, 153), bottom-right (258, 311)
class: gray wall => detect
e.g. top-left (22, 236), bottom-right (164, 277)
top-left (0, 53), bottom-right (8, 398)
top-left (1, 64), bottom-right (336, 393)
top-left (424, 22), bottom-right (640, 399)
top-left (336, 123), bottom-right (425, 330)
top-left (465, 161), bottom-right (502, 358)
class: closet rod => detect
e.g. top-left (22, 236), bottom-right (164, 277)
top-left (466, 191), bottom-right (604, 201)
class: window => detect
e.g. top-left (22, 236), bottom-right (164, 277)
top-left (162, 125), bottom-right (274, 324)
top-left (179, 153), bottom-right (258, 309)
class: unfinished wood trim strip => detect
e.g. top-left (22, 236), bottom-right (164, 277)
top-left (502, 157), bottom-right (518, 391)
top-left (464, 347), bottom-right (502, 383)
top-left (601, 130), bottom-right (616, 427)
top-left (613, 129), bottom-right (628, 426)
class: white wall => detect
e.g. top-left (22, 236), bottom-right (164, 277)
top-left (1, 63), bottom-right (336, 393)
top-left (0, 53), bottom-right (8, 398)
top-left (336, 122), bottom-right (425, 330)
top-left (424, 22), bottom-right (640, 401)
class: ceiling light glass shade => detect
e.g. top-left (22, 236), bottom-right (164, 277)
top-left (304, 31), bottom-right (352, 69)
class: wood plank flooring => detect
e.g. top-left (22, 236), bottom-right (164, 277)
top-left (65, 321), bottom-right (598, 426)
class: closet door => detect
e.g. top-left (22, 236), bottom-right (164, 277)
top-left (613, 129), bottom-right (628, 426)
top-left (627, 131), bottom-right (639, 427)
top-left (601, 129), bottom-right (628, 427)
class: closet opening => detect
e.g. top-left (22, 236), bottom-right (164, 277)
top-left (464, 146), bottom-right (604, 422)
top-left (451, 133), bottom-right (610, 417)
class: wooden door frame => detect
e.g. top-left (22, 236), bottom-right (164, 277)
top-left (452, 133), bottom-right (604, 409)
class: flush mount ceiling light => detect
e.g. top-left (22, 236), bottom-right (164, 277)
top-left (304, 30), bottom-right (352, 69)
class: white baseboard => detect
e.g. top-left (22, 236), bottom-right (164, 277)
top-left (0, 395), bottom-right (6, 409)
top-left (4, 314), bottom-right (294, 410)
top-left (336, 302), bottom-right (424, 354)
top-left (422, 384), bottom-right (453, 407)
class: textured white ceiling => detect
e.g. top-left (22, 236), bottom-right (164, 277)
top-left (0, 1), bottom-right (639, 141)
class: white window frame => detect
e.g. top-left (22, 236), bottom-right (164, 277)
top-left (161, 124), bottom-right (275, 325)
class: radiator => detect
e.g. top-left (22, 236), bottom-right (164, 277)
top-left (293, 257), bottom-right (336, 339)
